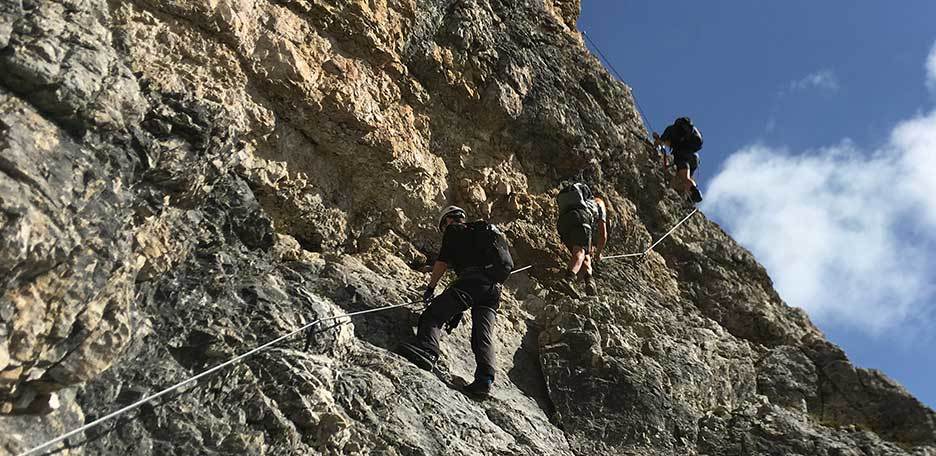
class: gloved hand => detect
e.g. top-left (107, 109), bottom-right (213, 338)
top-left (423, 285), bottom-right (436, 304)
top-left (444, 312), bottom-right (464, 333)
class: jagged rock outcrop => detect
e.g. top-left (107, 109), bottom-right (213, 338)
top-left (1, 0), bottom-right (934, 455)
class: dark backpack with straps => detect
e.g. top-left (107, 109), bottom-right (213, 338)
top-left (557, 182), bottom-right (593, 216)
top-left (675, 117), bottom-right (703, 153)
top-left (466, 221), bottom-right (514, 283)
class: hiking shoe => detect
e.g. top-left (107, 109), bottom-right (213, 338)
top-left (461, 377), bottom-right (493, 398)
top-left (683, 193), bottom-right (697, 208)
top-left (558, 272), bottom-right (581, 298)
top-left (689, 186), bottom-right (703, 203)
top-left (397, 342), bottom-right (438, 371)
top-left (583, 276), bottom-right (598, 296)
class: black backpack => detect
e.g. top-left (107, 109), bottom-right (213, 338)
top-left (466, 221), bottom-right (514, 283)
top-left (556, 182), bottom-right (593, 216)
top-left (675, 117), bottom-right (703, 153)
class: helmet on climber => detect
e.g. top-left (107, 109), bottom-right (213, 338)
top-left (437, 205), bottom-right (466, 232)
top-left (399, 203), bottom-right (510, 399)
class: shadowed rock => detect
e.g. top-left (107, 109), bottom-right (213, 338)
top-left (0, 0), bottom-right (933, 455)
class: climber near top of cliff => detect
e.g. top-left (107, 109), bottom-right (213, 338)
top-left (555, 183), bottom-right (607, 298)
top-left (653, 117), bottom-right (705, 204)
top-left (397, 206), bottom-right (514, 398)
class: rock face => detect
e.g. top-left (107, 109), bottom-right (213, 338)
top-left (1, 0), bottom-right (934, 455)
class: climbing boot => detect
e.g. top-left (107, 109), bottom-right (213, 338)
top-left (583, 276), bottom-right (598, 297)
top-left (461, 377), bottom-right (493, 398)
top-left (689, 185), bottom-right (703, 203)
top-left (558, 270), bottom-right (581, 298)
top-left (397, 342), bottom-right (438, 371)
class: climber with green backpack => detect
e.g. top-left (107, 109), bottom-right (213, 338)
top-left (398, 205), bottom-right (514, 397)
top-left (556, 183), bottom-right (607, 297)
top-left (654, 116), bottom-right (704, 204)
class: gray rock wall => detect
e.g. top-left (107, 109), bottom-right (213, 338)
top-left (1, 0), bottom-right (934, 455)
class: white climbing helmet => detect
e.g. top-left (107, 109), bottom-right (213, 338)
top-left (437, 205), bottom-right (466, 232)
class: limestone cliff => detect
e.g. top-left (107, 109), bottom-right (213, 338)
top-left (1, 0), bottom-right (934, 455)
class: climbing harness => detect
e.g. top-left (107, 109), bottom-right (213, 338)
top-left (601, 208), bottom-right (699, 261)
top-left (18, 266), bottom-right (535, 456)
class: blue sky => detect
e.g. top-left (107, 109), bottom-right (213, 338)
top-left (579, 1), bottom-right (936, 408)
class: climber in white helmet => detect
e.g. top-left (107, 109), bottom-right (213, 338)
top-left (398, 205), bottom-right (512, 398)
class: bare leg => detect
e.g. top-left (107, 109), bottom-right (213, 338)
top-left (567, 245), bottom-right (586, 275)
top-left (673, 168), bottom-right (695, 194)
top-left (582, 253), bottom-right (593, 277)
top-left (581, 251), bottom-right (597, 296)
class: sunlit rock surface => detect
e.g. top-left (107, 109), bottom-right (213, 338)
top-left (1, 1), bottom-right (934, 455)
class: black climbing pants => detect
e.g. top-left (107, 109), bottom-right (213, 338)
top-left (415, 278), bottom-right (500, 381)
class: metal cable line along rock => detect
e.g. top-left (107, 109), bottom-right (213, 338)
top-left (17, 199), bottom-right (700, 455)
top-left (582, 30), bottom-right (656, 135)
top-left (17, 300), bottom-right (424, 456)
top-left (17, 266), bottom-right (534, 456)
top-left (17, 200), bottom-right (701, 454)
top-left (602, 208), bottom-right (699, 261)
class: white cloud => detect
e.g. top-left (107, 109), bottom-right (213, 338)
top-left (787, 69), bottom-right (840, 93)
top-left (927, 41), bottom-right (936, 93)
top-left (702, 111), bottom-right (936, 335)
